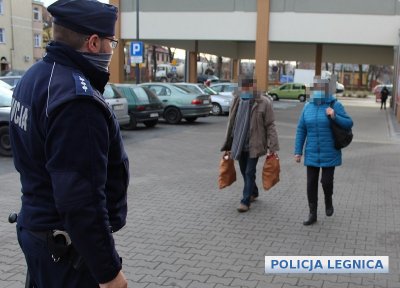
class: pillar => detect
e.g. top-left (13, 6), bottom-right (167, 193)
top-left (315, 43), bottom-right (323, 76)
top-left (109, 0), bottom-right (124, 83)
top-left (255, 0), bottom-right (270, 91)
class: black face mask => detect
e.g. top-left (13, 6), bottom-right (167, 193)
top-left (80, 52), bottom-right (113, 72)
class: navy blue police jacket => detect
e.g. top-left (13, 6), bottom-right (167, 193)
top-left (10, 41), bottom-right (129, 284)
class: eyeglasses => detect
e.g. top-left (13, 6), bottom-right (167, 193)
top-left (103, 37), bottom-right (119, 49)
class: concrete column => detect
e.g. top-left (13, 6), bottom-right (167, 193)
top-left (255, 0), bottom-right (270, 91)
top-left (189, 52), bottom-right (197, 83)
top-left (315, 43), bottom-right (323, 77)
top-left (109, 0), bottom-right (124, 83)
top-left (232, 59), bottom-right (239, 82)
top-left (188, 40), bottom-right (198, 83)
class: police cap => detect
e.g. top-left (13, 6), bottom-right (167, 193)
top-left (48, 0), bottom-right (118, 37)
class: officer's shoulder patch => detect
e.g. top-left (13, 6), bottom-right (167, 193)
top-left (72, 73), bottom-right (93, 96)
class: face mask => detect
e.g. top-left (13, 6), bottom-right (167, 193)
top-left (310, 90), bottom-right (327, 104)
top-left (81, 52), bottom-right (113, 72)
top-left (240, 91), bottom-right (254, 99)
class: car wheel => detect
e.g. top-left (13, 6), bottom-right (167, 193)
top-left (121, 116), bottom-right (137, 130)
top-left (271, 94), bottom-right (279, 101)
top-left (298, 95), bottom-right (306, 102)
top-left (164, 107), bottom-right (182, 124)
top-left (185, 117), bottom-right (197, 123)
top-left (211, 103), bottom-right (222, 115)
top-left (161, 77), bottom-right (168, 83)
top-left (0, 126), bottom-right (12, 157)
top-left (143, 119), bottom-right (158, 128)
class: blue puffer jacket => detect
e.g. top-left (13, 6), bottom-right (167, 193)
top-left (294, 98), bottom-right (353, 167)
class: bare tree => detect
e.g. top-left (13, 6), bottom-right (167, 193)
top-left (358, 64), bottom-right (363, 88)
top-left (168, 47), bottom-right (175, 63)
top-left (152, 45), bottom-right (157, 81)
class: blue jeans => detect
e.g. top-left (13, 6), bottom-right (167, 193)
top-left (238, 151), bottom-right (259, 206)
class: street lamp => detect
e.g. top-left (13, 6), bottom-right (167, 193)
top-left (135, 0), bottom-right (140, 84)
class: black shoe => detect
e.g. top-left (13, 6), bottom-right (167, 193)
top-left (303, 213), bottom-right (317, 225)
top-left (303, 203), bottom-right (317, 226)
top-left (325, 196), bottom-right (334, 217)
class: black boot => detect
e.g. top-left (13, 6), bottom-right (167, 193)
top-left (325, 195), bottom-right (334, 216)
top-left (303, 203), bottom-right (317, 226)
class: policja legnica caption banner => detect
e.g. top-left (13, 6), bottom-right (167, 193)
top-left (265, 256), bottom-right (389, 273)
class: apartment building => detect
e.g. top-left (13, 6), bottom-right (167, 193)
top-left (0, 0), bottom-right (45, 75)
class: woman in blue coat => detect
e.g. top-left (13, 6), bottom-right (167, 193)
top-left (294, 77), bottom-right (353, 225)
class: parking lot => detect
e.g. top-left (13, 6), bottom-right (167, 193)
top-left (1, 98), bottom-right (400, 288)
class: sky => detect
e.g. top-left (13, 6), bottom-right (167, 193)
top-left (42, 0), bottom-right (109, 8)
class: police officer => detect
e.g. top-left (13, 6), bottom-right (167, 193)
top-left (10, 1), bottom-right (128, 287)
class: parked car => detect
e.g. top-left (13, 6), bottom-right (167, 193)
top-left (0, 76), bottom-right (22, 88)
top-left (174, 82), bottom-right (232, 115)
top-left (268, 83), bottom-right (307, 102)
top-left (336, 82), bottom-right (345, 93)
top-left (0, 86), bottom-right (13, 156)
top-left (103, 84), bottom-right (130, 126)
top-left (210, 82), bottom-right (238, 97)
top-left (373, 84), bottom-right (393, 102)
top-left (138, 82), bottom-right (212, 124)
top-left (0, 80), bottom-right (13, 90)
top-left (113, 84), bottom-right (163, 129)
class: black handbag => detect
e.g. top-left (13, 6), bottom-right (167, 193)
top-left (329, 101), bottom-right (353, 149)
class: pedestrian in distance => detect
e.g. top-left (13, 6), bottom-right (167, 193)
top-left (221, 76), bottom-right (280, 213)
top-left (9, 0), bottom-right (129, 287)
top-left (294, 76), bottom-right (353, 226)
top-left (380, 85), bottom-right (389, 110)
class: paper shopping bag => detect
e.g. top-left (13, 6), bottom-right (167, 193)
top-left (218, 151), bottom-right (236, 189)
top-left (262, 154), bottom-right (280, 191)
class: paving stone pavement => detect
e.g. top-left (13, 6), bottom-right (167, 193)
top-left (1, 98), bottom-right (400, 288)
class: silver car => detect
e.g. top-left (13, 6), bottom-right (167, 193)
top-left (210, 82), bottom-right (238, 97)
top-left (103, 84), bottom-right (130, 126)
top-left (174, 83), bottom-right (232, 115)
top-left (0, 86), bottom-right (13, 156)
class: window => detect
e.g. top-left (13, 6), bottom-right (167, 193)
top-left (0, 28), bottom-right (5, 43)
top-left (34, 34), bottom-right (41, 47)
top-left (33, 7), bottom-right (40, 21)
top-left (0, 0), bottom-right (3, 15)
top-left (148, 85), bottom-right (170, 96)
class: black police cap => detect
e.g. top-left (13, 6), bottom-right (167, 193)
top-left (48, 0), bottom-right (118, 37)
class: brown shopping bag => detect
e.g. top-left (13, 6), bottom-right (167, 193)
top-left (218, 151), bottom-right (236, 189)
top-left (262, 154), bottom-right (280, 191)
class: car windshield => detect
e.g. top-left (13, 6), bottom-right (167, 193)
top-left (0, 89), bottom-right (12, 107)
top-left (174, 86), bottom-right (192, 94)
top-left (104, 84), bottom-right (123, 99)
top-left (133, 87), bottom-right (160, 104)
top-left (198, 84), bottom-right (218, 95)
top-left (176, 85), bottom-right (200, 94)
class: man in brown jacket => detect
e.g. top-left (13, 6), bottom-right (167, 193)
top-left (221, 76), bottom-right (279, 212)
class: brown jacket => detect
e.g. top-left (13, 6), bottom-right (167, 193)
top-left (221, 94), bottom-right (279, 158)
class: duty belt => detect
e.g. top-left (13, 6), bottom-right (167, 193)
top-left (29, 229), bottom-right (72, 262)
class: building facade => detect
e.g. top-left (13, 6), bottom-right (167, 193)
top-left (0, 0), bottom-right (44, 75)
top-left (109, 0), bottom-right (400, 120)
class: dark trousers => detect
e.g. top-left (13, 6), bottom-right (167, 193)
top-left (238, 151), bottom-right (259, 206)
top-left (380, 98), bottom-right (387, 109)
top-left (17, 226), bottom-right (98, 288)
top-left (306, 166), bottom-right (335, 205)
